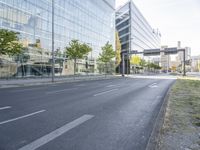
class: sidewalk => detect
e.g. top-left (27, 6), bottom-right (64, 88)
top-left (0, 75), bottom-right (121, 88)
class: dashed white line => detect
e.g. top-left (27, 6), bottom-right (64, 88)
top-left (93, 89), bottom-right (119, 96)
top-left (106, 84), bottom-right (120, 88)
top-left (18, 114), bottom-right (94, 150)
top-left (0, 106), bottom-right (11, 110)
top-left (148, 83), bottom-right (158, 88)
top-left (75, 84), bottom-right (85, 87)
top-left (46, 88), bottom-right (77, 94)
top-left (0, 110), bottom-right (46, 125)
top-left (11, 87), bottom-right (45, 92)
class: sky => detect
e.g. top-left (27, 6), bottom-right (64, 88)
top-left (116, 0), bottom-right (200, 56)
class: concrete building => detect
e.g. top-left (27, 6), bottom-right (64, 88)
top-left (152, 57), bottom-right (160, 66)
top-left (0, 0), bottom-right (115, 77)
top-left (115, 0), bottom-right (161, 73)
top-left (160, 46), bottom-right (171, 72)
top-left (191, 55), bottom-right (200, 72)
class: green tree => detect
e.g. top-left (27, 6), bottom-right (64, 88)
top-left (65, 40), bottom-right (92, 75)
top-left (146, 62), bottom-right (161, 72)
top-left (139, 59), bottom-right (146, 68)
top-left (115, 32), bottom-right (121, 67)
top-left (130, 55), bottom-right (141, 65)
top-left (98, 42), bottom-right (115, 74)
top-left (0, 29), bottom-right (22, 56)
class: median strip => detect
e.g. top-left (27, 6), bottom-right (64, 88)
top-left (18, 114), bottom-right (94, 150)
top-left (0, 110), bottom-right (46, 125)
top-left (93, 89), bottom-right (118, 96)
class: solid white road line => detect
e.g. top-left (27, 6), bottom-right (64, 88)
top-left (93, 89), bottom-right (118, 97)
top-left (0, 106), bottom-right (11, 110)
top-left (0, 110), bottom-right (46, 125)
top-left (18, 114), bottom-right (94, 150)
top-left (46, 88), bottom-right (77, 94)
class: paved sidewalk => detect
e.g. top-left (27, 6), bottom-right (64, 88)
top-left (0, 75), bottom-right (121, 88)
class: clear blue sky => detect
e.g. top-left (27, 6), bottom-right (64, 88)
top-left (116, 0), bottom-right (200, 56)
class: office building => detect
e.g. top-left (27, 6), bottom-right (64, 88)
top-left (116, 0), bottom-right (161, 73)
top-left (0, 0), bottom-right (115, 77)
top-left (191, 55), bottom-right (200, 72)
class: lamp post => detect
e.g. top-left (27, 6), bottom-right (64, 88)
top-left (51, 0), bottom-right (55, 82)
top-left (127, 37), bottom-right (133, 75)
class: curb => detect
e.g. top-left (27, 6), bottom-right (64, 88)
top-left (145, 80), bottom-right (176, 150)
top-left (0, 76), bottom-right (122, 89)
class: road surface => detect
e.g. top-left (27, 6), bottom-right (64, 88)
top-left (0, 77), bottom-right (175, 150)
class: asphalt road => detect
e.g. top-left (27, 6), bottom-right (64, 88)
top-left (0, 77), bottom-right (175, 150)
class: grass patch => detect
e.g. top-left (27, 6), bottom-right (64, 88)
top-left (170, 79), bottom-right (200, 127)
top-left (192, 114), bottom-right (200, 120)
top-left (159, 78), bottom-right (200, 149)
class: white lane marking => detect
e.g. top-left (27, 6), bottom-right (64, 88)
top-left (93, 89), bottom-right (118, 96)
top-left (75, 84), bottom-right (85, 87)
top-left (18, 114), bottom-right (94, 150)
top-left (106, 84), bottom-right (120, 88)
top-left (46, 88), bottom-right (77, 94)
top-left (12, 87), bottom-right (45, 92)
top-left (0, 106), bottom-right (11, 110)
top-left (148, 83), bottom-right (158, 88)
top-left (0, 110), bottom-right (46, 125)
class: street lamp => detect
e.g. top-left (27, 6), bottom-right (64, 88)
top-left (51, 0), bottom-right (55, 82)
top-left (127, 37), bottom-right (133, 75)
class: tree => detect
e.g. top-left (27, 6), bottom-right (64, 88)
top-left (0, 29), bottom-right (22, 56)
top-left (115, 32), bottom-right (121, 67)
top-left (146, 62), bottom-right (161, 72)
top-left (139, 59), bottom-right (146, 68)
top-left (65, 40), bottom-right (92, 75)
top-left (130, 55), bottom-right (141, 65)
top-left (98, 42), bottom-right (115, 74)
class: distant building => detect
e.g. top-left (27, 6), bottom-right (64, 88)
top-left (177, 47), bottom-right (191, 62)
top-left (160, 46), bottom-right (171, 71)
top-left (152, 57), bottom-right (160, 66)
top-left (191, 55), bottom-right (200, 72)
top-left (115, 0), bottom-right (161, 73)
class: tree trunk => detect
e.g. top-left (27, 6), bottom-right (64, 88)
top-left (105, 62), bottom-right (107, 78)
top-left (74, 58), bottom-right (76, 76)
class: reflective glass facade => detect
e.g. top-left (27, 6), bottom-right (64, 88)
top-left (116, 0), bottom-right (161, 52)
top-left (0, 0), bottom-right (115, 77)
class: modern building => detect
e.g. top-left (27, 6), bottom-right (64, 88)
top-left (116, 0), bottom-right (161, 73)
top-left (0, 0), bottom-right (115, 77)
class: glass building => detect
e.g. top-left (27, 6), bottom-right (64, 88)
top-left (116, 0), bottom-right (161, 73)
top-left (0, 0), bottom-right (115, 77)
